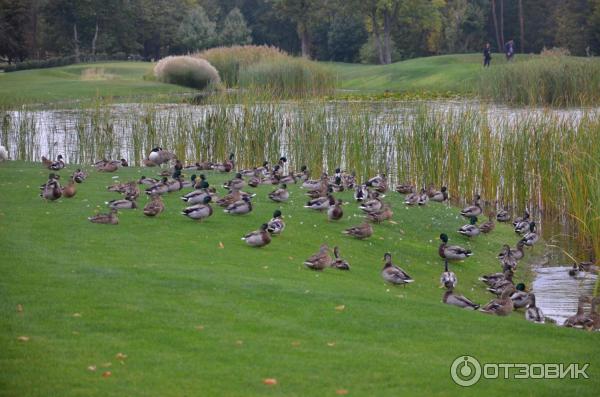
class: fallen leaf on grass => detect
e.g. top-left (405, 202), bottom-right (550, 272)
top-left (291, 341), bottom-right (301, 347)
top-left (17, 336), bottom-right (30, 342)
top-left (235, 340), bottom-right (243, 346)
top-left (263, 378), bottom-right (277, 386)
top-left (327, 342), bottom-right (336, 347)
top-left (115, 352), bottom-right (127, 360)
top-left (335, 305), bottom-right (345, 311)
top-left (16, 304), bottom-right (23, 313)
top-left (102, 362), bottom-right (112, 368)
top-left (102, 371), bottom-right (112, 378)
top-left (73, 313), bottom-right (82, 317)
top-left (195, 325), bottom-right (205, 331)
top-left (336, 389), bottom-right (349, 395)
top-left (87, 365), bottom-right (97, 372)
top-left (218, 242), bottom-right (224, 249)
top-left (388, 220), bottom-right (398, 225)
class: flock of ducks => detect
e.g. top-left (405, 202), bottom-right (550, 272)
top-left (36, 151), bottom-right (599, 330)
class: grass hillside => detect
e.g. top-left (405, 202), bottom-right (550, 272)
top-left (329, 53), bottom-right (528, 94)
top-left (0, 62), bottom-right (193, 106)
top-left (1, 161), bottom-right (598, 396)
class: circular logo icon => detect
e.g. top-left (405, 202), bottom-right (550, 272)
top-left (450, 355), bottom-right (482, 387)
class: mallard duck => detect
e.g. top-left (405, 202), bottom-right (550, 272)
top-left (486, 270), bottom-right (514, 295)
top-left (331, 176), bottom-right (345, 192)
top-left (181, 188), bottom-right (214, 204)
top-left (302, 175), bottom-right (327, 191)
top-left (360, 197), bottom-right (383, 213)
top-left (395, 183), bottom-right (414, 195)
top-left (268, 184), bottom-right (289, 203)
top-left (328, 198), bottom-right (343, 221)
top-left (438, 233), bottom-right (472, 260)
top-left (498, 240), bottom-right (525, 263)
top-left (181, 196), bottom-right (213, 221)
top-left (305, 195), bottom-right (331, 211)
top-left (460, 194), bottom-right (482, 218)
top-left (429, 186), bottom-right (448, 202)
top-left (72, 169), bottom-right (87, 183)
top-left (192, 174), bottom-right (209, 190)
top-left (586, 296), bottom-right (600, 330)
top-left (458, 216), bottom-right (480, 237)
top-left (498, 247), bottom-right (518, 271)
top-left (496, 207), bottom-right (511, 222)
top-left (443, 288), bottom-right (479, 309)
top-left (306, 182), bottom-right (330, 199)
top-left (354, 185), bottom-right (368, 201)
top-left (166, 178), bottom-right (184, 193)
top-left (342, 171), bottom-right (356, 189)
top-left (564, 296), bottom-right (593, 328)
top-left (62, 177), bottom-right (77, 198)
top-left (521, 222), bottom-right (539, 246)
top-left (241, 223), bottom-right (271, 247)
top-left (304, 244), bottom-right (332, 271)
top-left (138, 176), bottom-right (159, 186)
top-left (279, 174), bottom-right (296, 184)
top-left (108, 198), bottom-right (137, 210)
top-left (42, 154), bottom-right (65, 170)
top-left (568, 262), bottom-right (599, 277)
top-left (296, 165), bottom-right (310, 182)
top-left (479, 265), bottom-right (513, 287)
top-left (479, 286), bottom-right (515, 316)
top-left (224, 173), bottom-right (245, 190)
top-left (440, 259), bottom-right (457, 289)
top-left (367, 205), bottom-right (393, 223)
top-left (331, 246), bottom-right (350, 270)
top-left (98, 161), bottom-right (119, 172)
top-left (404, 190), bottom-right (420, 206)
top-left (143, 194), bottom-right (165, 217)
top-left (224, 196), bottom-right (252, 215)
top-left (217, 190), bottom-right (242, 207)
top-left (479, 213), bottom-right (495, 233)
top-left (525, 293), bottom-right (545, 323)
top-left (417, 189), bottom-right (429, 206)
top-left (40, 180), bottom-right (62, 201)
top-left (267, 210), bottom-right (285, 235)
top-left (88, 208), bottom-right (118, 224)
top-left (510, 283), bottom-right (530, 309)
top-left (342, 222), bottom-right (373, 240)
top-left (381, 253), bottom-right (413, 286)
top-left (513, 210), bottom-right (530, 227)
top-left (145, 177), bottom-right (169, 195)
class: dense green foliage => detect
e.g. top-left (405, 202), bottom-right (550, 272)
top-left (2, 0), bottom-right (600, 66)
top-left (1, 161), bottom-right (599, 396)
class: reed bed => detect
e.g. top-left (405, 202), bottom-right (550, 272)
top-left (2, 100), bottom-right (599, 262)
top-left (479, 56), bottom-right (600, 106)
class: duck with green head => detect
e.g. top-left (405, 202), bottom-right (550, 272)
top-left (460, 194), bottom-right (482, 218)
top-left (438, 234), bottom-right (472, 260)
top-left (267, 210), bottom-right (285, 235)
top-left (268, 184), bottom-right (289, 203)
top-left (458, 216), bottom-right (480, 237)
top-left (182, 196), bottom-right (213, 221)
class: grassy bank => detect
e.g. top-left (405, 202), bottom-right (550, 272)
top-left (0, 62), bottom-right (194, 106)
top-left (1, 161), bottom-right (599, 396)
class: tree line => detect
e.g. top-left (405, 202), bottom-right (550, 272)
top-left (1, 0), bottom-right (600, 65)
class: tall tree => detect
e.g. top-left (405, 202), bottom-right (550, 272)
top-left (0, 0), bottom-right (32, 62)
top-left (176, 6), bottom-right (217, 53)
top-left (518, 0), bottom-right (524, 52)
top-left (490, 0), bottom-right (501, 51)
top-left (219, 7), bottom-right (252, 46)
top-left (270, 0), bottom-right (319, 57)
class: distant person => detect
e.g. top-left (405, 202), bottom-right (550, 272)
top-left (483, 43), bottom-right (492, 67)
top-left (505, 40), bottom-right (515, 61)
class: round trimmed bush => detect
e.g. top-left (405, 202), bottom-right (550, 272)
top-left (154, 56), bottom-right (221, 90)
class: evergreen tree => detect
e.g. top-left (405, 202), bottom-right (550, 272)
top-left (176, 6), bottom-right (217, 53)
top-left (219, 7), bottom-right (252, 46)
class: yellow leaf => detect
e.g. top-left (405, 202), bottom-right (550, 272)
top-left (17, 336), bottom-right (30, 342)
top-left (263, 378), bottom-right (277, 385)
top-left (336, 389), bottom-right (349, 395)
top-left (73, 313), bottom-right (82, 317)
top-left (87, 365), bottom-right (97, 372)
top-left (327, 342), bottom-right (336, 347)
top-left (218, 242), bottom-right (224, 249)
top-left (16, 304), bottom-right (23, 313)
top-left (115, 352), bottom-right (127, 360)
top-left (195, 325), bottom-right (205, 331)
top-left (102, 371), bottom-right (112, 378)
top-left (291, 341), bottom-right (301, 347)
top-left (335, 305), bottom-right (345, 311)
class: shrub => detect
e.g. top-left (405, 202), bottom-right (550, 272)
top-left (154, 56), bottom-right (221, 90)
top-left (196, 45), bottom-right (287, 86)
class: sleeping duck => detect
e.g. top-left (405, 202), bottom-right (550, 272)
top-left (267, 210), bottom-right (285, 235)
top-left (268, 184), bottom-right (289, 203)
top-left (429, 186), bottom-right (448, 202)
top-left (328, 197), bottom-right (343, 221)
top-left (443, 288), bottom-right (479, 310)
top-left (367, 205), bottom-right (393, 223)
top-left (143, 194), bottom-right (165, 217)
top-left (108, 198), bottom-right (137, 210)
top-left (438, 233), bottom-right (472, 260)
top-left (181, 196), bottom-right (213, 221)
top-left (224, 196), bottom-right (252, 215)
top-left (479, 287), bottom-right (516, 316)
top-left (342, 222), bottom-right (373, 240)
top-left (88, 208), bottom-right (119, 224)
top-left (305, 195), bottom-right (332, 211)
top-left (381, 253), bottom-right (413, 286)
top-left (242, 223), bottom-right (271, 247)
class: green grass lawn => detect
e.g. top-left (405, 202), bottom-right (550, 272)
top-left (327, 53), bottom-right (532, 95)
top-left (0, 62), bottom-right (195, 106)
top-left (1, 161), bottom-right (598, 396)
